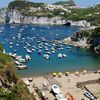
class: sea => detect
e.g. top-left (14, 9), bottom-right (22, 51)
top-left (0, 24), bottom-right (100, 76)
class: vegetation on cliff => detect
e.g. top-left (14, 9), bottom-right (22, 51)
top-left (0, 45), bottom-right (35, 100)
top-left (53, 0), bottom-right (76, 6)
top-left (7, 0), bottom-right (100, 26)
top-left (66, 4), bottom-right (100, 26)
top-left (78, 27), bottom-right (100, 38)
top-left (8, 0), bottom-right (45, 16)
top-left (0, 44), bottom-right (4, 52)
top-left (76, 27), bottom-right (100, 53)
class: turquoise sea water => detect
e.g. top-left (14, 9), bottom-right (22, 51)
top-left (0, 24), bottom-right (100, 76)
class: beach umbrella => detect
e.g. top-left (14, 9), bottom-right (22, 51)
top-left (58, 72), bottom-right (62, 76)
top-left (53, 72), bottom-right (57, 76)
top-left (83, 70), bottom-right (87, 74)
top-left (66, 71), bottom-right (70, 74)
top-left (75, 71), bottom-right (79, 75)
top-left (97, 70), bottom-right (100, 73)
top-left (58, 72), bottom-right (62, 77)
top-left (65, 71), bottom-right (70, 76)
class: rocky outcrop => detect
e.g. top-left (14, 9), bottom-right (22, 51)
top-left (6, 10), bottom-right (66, 25)
top-left (69, 20), bottom-right (91, 27)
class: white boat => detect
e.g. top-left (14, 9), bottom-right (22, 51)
top-left (38, 49), bottom-right (42, 55)
top-left (26, 49), bottom-right (32, 53)
top-left (66, 46), bottom-right (71, 49)
top-left (52, 50), bottom-right (55, 53)
top-left (43, 54), bottom-right (50, 60)
top-left (25, 55), bottom-right (31, 60)
top-left (38, 46), bottom-right (42, 49)
top-left (15, 61), bottom-right (22, 65)
top-left (18, 58), bottom-right (26, 63)
top-left (46, 51), bottom-right (51, 55)
top-left (52, 43), bottom-right (56, 46)
top-left (17, 65), bottom-right (28, 70)
top-left (24, 46), bottom-right (27, 49)
top-left (58, 47), bottom-right (64, 50)
top-left (10, 45), bottom-right (12, 48)
top-left (12, 53), bottom-right (17, 58)
top-left (58, 53), bottom-right (63, 58)
top-left (32, 48), bottom-right (35, 52)
top-left (63, 54), bottom-right (67, 57)
top-left (16, 43), bottom-right (19, 46)
top-left (83, 90), bottom-right (95, 100)
top-left (56, 93), bottom-right (67, 100)
top-left (32, 28), bottom-right (35, 30)
top-left (45, 47), bottom-right (49, 51)
top-left (51, 47), bottom-right (55, 51)
top-left (27, 43), bottom-right (31, 47)
top-left (51, 84), bottom-right (60, 94)
top-left (16, 56), bottom-right (22, 60)
top-left (45, 43), bottom-right (48, 46)
top-left (10, 42), bottom-right (13, 45)
top-left (8, 53), bottom-right (12, 56)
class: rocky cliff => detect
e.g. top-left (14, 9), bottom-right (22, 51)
top-left (7, 10), bottom-right (66, 24)
top-left (0, 0), bottom-right (100, 26)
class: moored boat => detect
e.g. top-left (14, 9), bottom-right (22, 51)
top-left (58, 53), bottom-right (63, 58)
top-left (17, 65), bottom-right (28, 70)
top-left (25, 55), bottom-right (31, 60)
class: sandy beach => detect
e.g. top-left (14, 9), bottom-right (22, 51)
top-left (22, 71), bottom-right (100, 100)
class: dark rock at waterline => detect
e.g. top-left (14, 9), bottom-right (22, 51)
top-left (92, 35), bottom-right (100, 47)
top-left (63, 22), bottom-right (71, 26)
top-left (5, 15), bottom-right (10, 23)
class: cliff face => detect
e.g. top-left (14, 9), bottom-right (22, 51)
top-left (6, 9), bottom-right (91, 26)
top-left (0, 1), bottom-right (100, 26)
top-left (7, 10), bottom-right (66, 24)
top-left (5, 0), bottom-right (69, 25)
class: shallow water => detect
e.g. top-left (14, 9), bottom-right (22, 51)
top-left (0, 24), bottom-right (100, 76)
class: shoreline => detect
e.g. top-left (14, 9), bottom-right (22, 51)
top-left (22, 70), bottom-right (100, 100)
top-left (0, 22), bottom-right (97, 28)
top-left (20, 69), bottom-right (100, 78)
top-left (54, 37), bottom-right (90, 48)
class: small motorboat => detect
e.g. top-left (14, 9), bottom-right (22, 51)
top-left (43, 54), bottom-right (50, 60)
top-left (38, 49), bottom-right (42, 55)
top-left (16, 56), bottom-right (22, 60)
top-left (25, 55), bottom-right (31, 60)
top-left (52, 50), bottom-right (55, 53)
top-left (17, 65), bottom-right (28, 70)
top-left (46, 51), bottom-right (51, 55)
top-left (58, 53), bottom-right (63, 58)
top-left (45, 47), bottom-right (49, 51)
top-left (83, 90), bottom-right (95, 100)
top-left (51, 84), bottom-right (60, 94)
top-left (18, 58), bottom-right (26, 63)
top-left (15, 61), bottom-right (22, 65)
top-left (11, 53), bottom-right (17, 58)
top-left (26, 48), bottom-right (32, 53)
top-left (32, 48), bottom-right (35, 52)
top-left (63, 54), bottom-right (67, 57)
top-left (51, 47), bottom-right (55, 51)
top-left (56, 93), bottom-right (67, 100)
